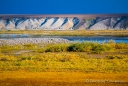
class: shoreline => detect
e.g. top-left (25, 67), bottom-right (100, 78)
top-left (0, 38), bottom-right (70, 45)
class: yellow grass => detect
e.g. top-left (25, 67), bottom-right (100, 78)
top-left (0, 30), bottom-right (128, 36)
top-left (0, 71), bottom-right (128, 86)
top-left (0, 30), bottom-right (128, 85)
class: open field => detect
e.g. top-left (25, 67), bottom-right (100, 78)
top-left (0, 30), bottom-right (128, 36)
top-left (0, 72), bottom-right (128, 86)
top-left (0, 51), bottom-right (128, 72)
top-left (0, 31), bottom-right (128, 85)
top-left (0, 42), bottom-right (128, 72)
top-left (0, 42), bottom-right (128, 86)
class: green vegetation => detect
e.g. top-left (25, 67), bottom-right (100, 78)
top-left (0, 41), bottom-right (128, 72)
top-left (0, 51), bottom-right (128, 73)
top-left (67, 42), bottom-right (111, 53)
top-left (0, 39), bottom-right (128, 85)
top-left (1, 41), bottom-right (128, 54)
top-left (0, 30), bottom-right (128, 85)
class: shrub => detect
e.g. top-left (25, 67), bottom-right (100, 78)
top-left (92, 44), bottom-right (104, 54)
top-left (68, 42), bottom-right (86, 52)
top-left (115, 43), bottom-right (125, 49)
top-left (101, 44), bottom-right (111, 51)
top-left (68, 42), bottom-right (98, 52)
top-left (91, 43), bottom-right (111, 54)
top-left (108, 40), bottom-right (116, 48)
top-left (108, 39), bottom-right (116, 44)
top-left (67, 42), bottom-right (111, 53)
top-left (45, 44), bottom-right (69, 52)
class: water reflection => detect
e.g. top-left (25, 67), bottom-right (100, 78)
top-left (0, 34), bottom-right (128, 43)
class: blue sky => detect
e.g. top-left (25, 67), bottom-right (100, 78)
top-left (0, 0), bottom-right (128, 14)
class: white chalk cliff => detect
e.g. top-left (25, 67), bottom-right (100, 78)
top-left (0, 16), bottom-right (128, 30)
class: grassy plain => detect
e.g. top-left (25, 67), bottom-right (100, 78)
top-left (0, 30), bottom-right (128, 85)
top-left (0, 41), bottom-right (128, 85)
top-left (0, 30), bottom-right (128, 36)
top-left (0, 72), bottom-right (128, 86)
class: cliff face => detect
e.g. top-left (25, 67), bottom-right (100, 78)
top-left (0, 16), bottom-right (128, 30)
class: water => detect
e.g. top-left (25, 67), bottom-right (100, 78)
top-left (62, 36), bottom-right (128, 43)
top-left (0, 34), bottom-right (30, 38)
top-left (0, 34), bottom-right (128, 43)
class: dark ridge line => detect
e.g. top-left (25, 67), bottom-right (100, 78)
top-left (51, 17), bottom-right (59, 26)
top-left (0, 14), bottom-right (128, 18)
top-left (113, 16), bottom-right (127, 28)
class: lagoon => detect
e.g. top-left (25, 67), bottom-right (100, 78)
top-left (0, 34), bottom-right (128, 43)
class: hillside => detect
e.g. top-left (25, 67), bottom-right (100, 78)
top-left (0, 14), bottom-right (128, 30)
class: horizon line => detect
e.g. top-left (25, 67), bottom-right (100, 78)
top-left (0, 14), bottom-right (128, 18)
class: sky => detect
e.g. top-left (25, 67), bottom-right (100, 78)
top-left (0, 0), bottom-right (128, 14)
